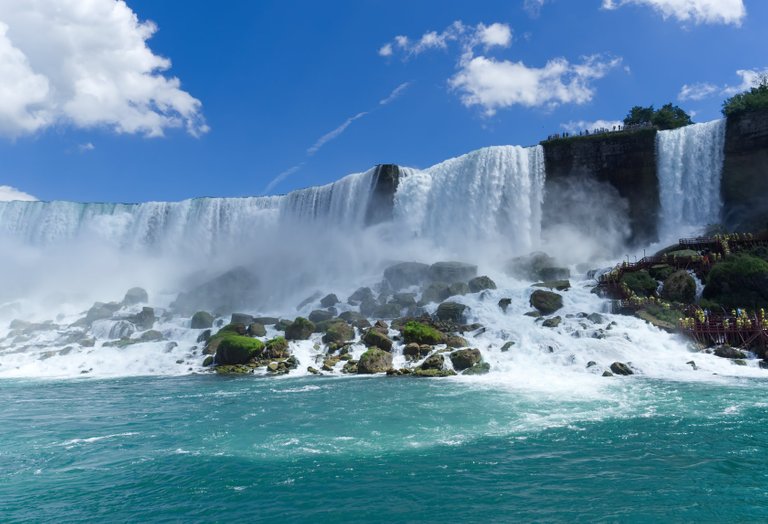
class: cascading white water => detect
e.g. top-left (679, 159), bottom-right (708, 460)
top-left (656, 119), bottom-right (726, 240)
top-left (392, 145), bottom-right (545, 254)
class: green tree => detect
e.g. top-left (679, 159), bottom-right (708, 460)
top-left (623, 104), bottom-right (692, 130)
top-left (722, 74), bottom-right (768, 117)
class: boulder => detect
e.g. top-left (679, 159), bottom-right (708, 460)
top-left (449, 348), bottom-right (482, 371)
top-left (587, 313), bottom-right (606, 324)
top-left (214, 334), bottom-right (264, 365)
top-left (661, 270), bottom-right (696, 303)
top-left (420, 353), bottom-right (445, 370)
top-left (138, 329), bottom-right (164, 342)
top-left (322, 322), bottom-right (355, 344)
top-left (462, 362), bottom-right (491, 375)
top-left (122, 287), bottom-right (148, 306)
top-left (296, 292), bottom-right (322, 310)
top-left (253, 317), bottom-right (279, 326)
top-left (401, 321), bottom-right (445, 345)
top-left (263, 337), bottom-right (290, 359)
top-left (498, 298), bottom-right (512, 312)
top-left (372, 303), bottom-right (402, 319)
top-left (500, 341), bottom-right (515, 352)
top-left (362, 329), bottom-right (393, 351)
top-left (130, 307), bottom-right (155, 330)
top-left (445, 335), bottom-right (469, 348)
top-left (505, 252), bottom-right (558, 281)
top-left (320, 293), bottom-right (339, 308)
top-left (231, 313), bottom-right (255, 325)
top-left (285, 317), bottom-right (315, 340)
top-left (542, 316), bottom-right (562, 328)
top-left (357, 348), bottom-right (393, 374)
top-left (202, 356), bottom-right (214, 367)
top-left (383, 262), bottom-right (431, 290)
top-left (610, 362), bottom-right (634, 376)
top-left (391, 293), bottom-right (417, 308)
top-left (219, 323), bottom-right (248, 335)
top-left (530, 290), bottom-right (563, 315)
top-left (171, 267), bottom-right (259, 315)
top-left (429, 261), bottom-right (477, 284)
top-left (448, 282), bottom-right (470, 297)
top-left (308, 309), bottom-right (334, 323)
top-left (714, 346), bottom-right (748, 359)
top-left (348, 287), bottom-right (375, 304)
top-left (539, 267), bottom-right (571, 281)
top-left (435, 302), bottom-right (468, 323)
top-left (191, 311), bottom-right (215, 329)
top-left (468, 276), bottom-right (497, 293)
top-left (85, 302), bottom-right (121, 324)
top-left (403, 342), bottom-right (431, 361)
top-left (532, 280), bottom-right (571, 291)
top-left (248, 323), bottom-right (267, 337)
top-left (421, 282), bottom-right (452, 305)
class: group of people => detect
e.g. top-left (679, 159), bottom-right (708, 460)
top-left (545, 121), bottom-right (654, 142)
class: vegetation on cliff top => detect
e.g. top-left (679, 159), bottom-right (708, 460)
top-left (623, 103), bottom-right (692, 130)
top-left (722, 74), bottom-right (768, 117)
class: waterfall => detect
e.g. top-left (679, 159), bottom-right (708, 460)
top-left (392, 145), bottom-right (545, 255)
top-left (656, 119), bottom-right (726, 239)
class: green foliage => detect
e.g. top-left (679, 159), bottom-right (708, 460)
top-left (401, 321), bottom-right (445, 345)
top-left (722, 74), bottom-right (768, 117)
top-left (642, 303), bottom-right (684, 325)
top-left (623, 103), bottom-right (693, 130)
top-left (215, 334), bottom-right (264, 365)
top-left (621, 270), bottom-right (658, 297)
top-left (704, 254), bottom-right (768, 309)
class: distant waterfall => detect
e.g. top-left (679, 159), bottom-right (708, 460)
top-left (393, 145), bottom-right (545, 254)
top-left (656, 119), bottom-right (726, 239)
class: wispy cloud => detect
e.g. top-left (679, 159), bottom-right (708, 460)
top-left (263, 82), bottom-right (412, 194)
top-left (78, 142), bottom-right (95, 153)
top-left (0, 185), bottom-right (37, 201)
top-left (602, 0), bottom-right (746, 26)
top-left (678, 68), bottom-right (768, 101)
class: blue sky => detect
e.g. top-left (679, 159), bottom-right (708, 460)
top-left (0, 0), bottom-right (763, 203)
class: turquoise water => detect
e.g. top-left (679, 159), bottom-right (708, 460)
top-left (2, 375), bottom-right (768, 522)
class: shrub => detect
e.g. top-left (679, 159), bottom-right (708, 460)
top-left (722, 75), bottom-right (768, 117)
top-left (621, 270), bottom-right (658, 297)
top-left (704, 254), bottom-right (768, 309)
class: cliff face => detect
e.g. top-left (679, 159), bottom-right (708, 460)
top-left (722, 109), bottom-right (768, 231)
top-left (542, 129), bottom-right (659, 246)
top-left (364, 164), bottom-right (400, 225)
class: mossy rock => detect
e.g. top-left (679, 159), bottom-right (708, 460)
top-left (191, 311), bottom-right (215, 329)
top-left (661, 270), bottom-right (696, 303)
top-left (435, 301), bottom-right (468, 323)
top-left (202, 356), bottom-right (214, 367)
top-left (248, 322), bottom-right (267, 337)
top-left (462, 362), bottom-right (491, 375)
top-left (445, 335), bottom-right (469, 348)
top-left (529, 290), bottom-right (563, 315)
top-left (362, 329), bottom-right (393, 351)
top-left (419, 353), bottom-right (444, 371)
top-left (542, 316), bottom-right (561, 328)
top-left (449, 348), bottom-right (481, 371)
top-left (215, 364), bottom-right (255, 375)
top-left (285, 317), bottom-right (315, 340)
top-left (219, 323), bottom-right (248, 336)
top-left (357, 348), bottom-right (393, 374)
top-left (412, 368), bottom-right (457, 377)
top-left (322, 321), bottom-right (355, 344)
top-left (621, 270), bottom-right (658, 297)
top-left (402, 321), bottom-right (445, 345)
top-left (264, 336), bottom-right (290, 359)
top-left (648, 264), bottom-right (675, 282)
top-left (215, 334), bottom-right (265, 365)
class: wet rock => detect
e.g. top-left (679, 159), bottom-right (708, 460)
top-left (108, 320), bottom-right (136, 340)
top-left (661, 270), bottom-right (696, 303)
top-left (420, 353), bottom-right (445, 371)
top-left (587, 313), bottom-right (606, 324)
top-left (264, 337), bottom-right (290, 359)
top-left (421, 282), bottom-right (452, 305)
top-left (542, 316), bottom-right (562, 328)
top-left (219, 323), bottom-right (248, 336)
top-left (462, 362), bottom-right (491, 375)
top-left (468, 276), bottom-right (497, 293)
top-left (248, 323), bottom-right (267, 337)
top-left (348, 287), bottom-right (375, 305)
top-left (320, 293), bottom-right (340, 308)
top-left (449, 348), bottom-right (481, 371)
top-left (500, 341), bottom-right (515, 352)
top-left (85, 302), bottom-right (121, 324)
top-left (122, 287), bottom-right (148, 306)
top-left (532, 280), bottom-right (571, 291)
top-left (412, 368), bottom-right (457, 377)
top-left (384, 262), bottom-right (431, 290)
top-left (505, 252), bottom-right (558, 281)
top-left (231, 313), bottom-right (255, 325)
top-left (372, 303), bottom-right (402, 319)
top-left (530, 290), bottom-right (563, 315)
top-left (357, 348), bottom-right (393, 374)
top-left (321, 322), bottom-right (355, 345)
top-left (253, 317), bottom-right (279, 326)
top-left (130, 307), bottom-right (156, 330)
top-left (215, 335), bottom-right (264, 365)
top-left (191, 311), bottom-right (215, 329)
top-left (498, 298), bottom-right (512, 312)
top-left (586, 361), bottom-right (597, 368)
top-left (296, 292), bottom-right (322, 311)
top-left (445, 335), bottom-right (469, 348)
top-left (172, 267), bottom-right (259, 315)
top-left (202, 355), bottom-right (214, 367)
top-left (401, 321), bottom-right (445, 345)
top-left (429, 261), bottom-right (477, 284)
top-left (342, 361), bottom-right (359, 374)
top-left (610, 362), bottom-right (634, 376)
top-left (307, 366), bottom-right (321, 375)
top-left (539, 267), bottom-right (570, 281)
top-left (602, 371), bottom-right (614, 377)
top-left (435, 301), bottom-right (468, 323)
top-left (448, 282), bottom-right (470, 297)
top-left (362, 329), bottom-right (393, 352)
top-left (391, 292), bottom-right (417, 308)
top-left (285, 317), bottom-right (315, 340)
top-left (686, 360), bottom-right (698, 370)
top-left (308, 310), bottom-right (334, 323)
top-left (714, 346), bottom-right (748, 359)
top-left (404, 342), bottom-right (431, 361)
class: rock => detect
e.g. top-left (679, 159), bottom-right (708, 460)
top-left (468, 276), bottom-right (497, 293)
top-left (253, 317), bottom-right (279, 326)
top-left (505, 252), bottom-right (558, 281)
top-left (122, 287), bottom-right (148, 306)
top-left (357, 348), bottom-right (393, 374)
top-left (275, 319), bottom-right (293, 331)
top-left (421, 282), bottom-right (452, 304)
top-left (264, 337), bottom-right (290, 359)
top-left (322, 322), bottom-right (355, 344)
top-left (732, 359), bottom-right (747, 366)
top-left (391, 293), bottom-right (417, 308)
top-left (435, 301), bottom-right (468, 323)
top-left (307, 366), bottom-right (321, 375)
top-left (231, 313), bottom-right (255, 325)
top-left (532, 280), bottom-right (571, 291)
top-left (202, 356), bottom-right (214, 367)
top-left (372, 303), bottom-right (402, 319)
top-left (171, 267), bottom-right (259, 315)
top-left (412, 368), bottom-right (457, 377)
top-left (602, 371), bottom-right (614, 377)
top-left (530, 290), bottom-right (563, 315)
top-left (429, 261), bottom-right (477, 284)
top-left (587, 313), bottom-right (606, 324)
top-left (248, 323), bottom-right (267, 337)
top-left (462, 362), bottom-right (491, 375)
top-left (447, 282), bottom-right (470, 297)
top-left (420, 353), bottom-right (445, 371)
top-left (610, 362), bottom-right (634, 376)
top-left (320, 293), bottom-right (339, 308)
top-left (661, 270), bottom-right (696, 303)
top-left (498, 298), bottom-right (512, 312)
top-left (296, 292), bottom-right (322, 311)
top-left (308, 310), bottom-right (334, 323)
top-left (107, 320), bottom-right (136, 340)
top-left (359, 297), bottom-right (378, 317)
top-left (383, 262), bottom-right (431, 290)
top-left (219, 323), bottom-right (248, 336)
top-left (714, 346), bottom-right (748, 359)
top-left (686, 360), bottom-right (698, 370)
top-left (542, 316), bottom-right (562, 328)
top-left (191, 311), bottom-right (215, 329)
top-left (500, 341), bottom-right (515, 352)
top-left (85, 302), bottom-right (121, 323)
top-left (539, 267), bottom-right (570, 280)
top-left (197, 329), bottom-right (211, 343)
top-left (450, 348), bottom-right (481, 371)
top-left (362, 329), bottom-right (393, 351)
top-left (214, 335), bottom-right (264, 365)
top-left (586, 361), bottom-right (597, 368)
top-left (342, 361), bottom-right (359, 374)
top-left (445, 335), bottom-right (469, 348)
top-left (285, 317), bottom-right (315, 340)
top-left (339, 310), bottom-right (366, 323)
top-left (404, 342), bottom-right (431, 361)
top-left (322, 357), bottom-right (340, 371)
top-left (348, 287), bottom-right (375, 304)
top-left (760, 360), bottom-right (768, 370)
top-left (138, 330), bottom-right (164, 342)
top-left (130, 307), bottom-right (155, 330)
top-left (401, 321), bottom-right (444, 345)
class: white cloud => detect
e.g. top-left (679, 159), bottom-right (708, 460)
top-left (678, 68), bottom-right (768, 101)
top-left (523, 0), bottom-right (550, 17)
top-left (379, 82), bottom-right (411, 105)
top-left (307, 111), bottom-right (369, 156)
top-left (79, 142), bottom-right (95, 152)
top-left (378, 44), bottom-right (393, 57)
top-left (478, 23), bottom-right (513, 49)
top-left (0, 185), bottom-right (37, 201)
top-left (601, 0), bottom-right (746, 26)
top-left (0, 0), bottom-right (207, 139)
top-left (450, 54), bottom-right (622, 115)
top-left (561, 119), bottom-right (623, 134)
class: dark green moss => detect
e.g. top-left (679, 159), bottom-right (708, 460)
top-left (621, 270), bottom-right (658, 297)
top-left (215, 334), bottom-right (265, 365)
top-left (401, 321), bottom-right (445, 345)
top-left (704, 254), bottom-right (768, 309)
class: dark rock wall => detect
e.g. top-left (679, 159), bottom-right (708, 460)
top-left (722, 109), bottom-right (768, 231)
top-left (364, 164), bottom-right (400, 225)
top-left (542, 129), bottom-right (660, 246)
